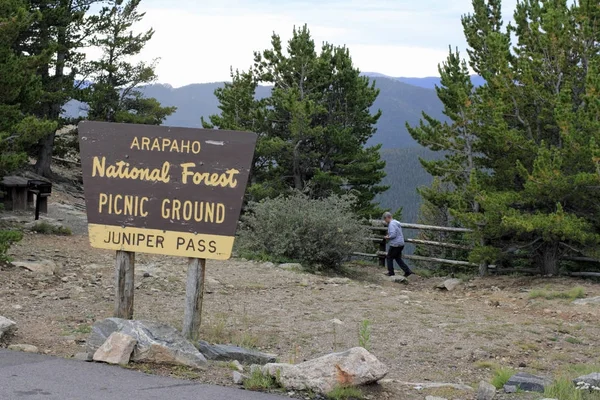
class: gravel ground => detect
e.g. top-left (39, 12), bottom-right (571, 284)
top-left (1, 189), bottom-right (600, 400)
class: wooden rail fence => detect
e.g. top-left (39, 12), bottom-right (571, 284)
top-left (354, 221), bottom-right (600, 277)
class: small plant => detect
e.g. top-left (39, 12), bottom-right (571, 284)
top-left (491, 367), bottom-right (515, 389)
top-left (0, 229), bottom-right (22, 262)
top-left (74, 324), bottom-right (91, 334)
top-left (566, 336), bottom-right (583, 345)
top-left (243, 368), bottom-right (279, 391)
top-left (544, 377), bottom-right (583, 400)
top-left (30, 221), bottom-right (72, 236)
top-left (327, 386), bottom-right (363, 400)
top-left (358, 320), bottom-right (372, 351)
top-left (474, 360), bottom-right (499, 370)
top-left (529, 287), bottom-right (586, 300)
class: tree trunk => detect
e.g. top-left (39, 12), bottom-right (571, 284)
top-left (293, 140), bottom-right (303, 190)
top-left (34, 131), bottom-right (56, 177)
top-left (535, 242), bottom-right (560, 275)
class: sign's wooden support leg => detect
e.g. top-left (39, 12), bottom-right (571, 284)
top-left (115, 250), bottom-right (135, 319)
top-left (182, 258), bottom-right (206, 341)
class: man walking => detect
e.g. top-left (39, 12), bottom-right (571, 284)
top-left (382, 212), bottom-right (412, 277)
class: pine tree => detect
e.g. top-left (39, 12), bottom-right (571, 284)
top-left (14, 0), bottom-right (102, 177)
top-left (83, 0), bottom-right (175, 124)
top-left (409, 0), bottom-right (600, 275)
top-left (204, 25), bottom-right (387, 217)
top-left (0, 0), bottom-right (56, 177)
top-left (0, 0), bottom-right (54, 260)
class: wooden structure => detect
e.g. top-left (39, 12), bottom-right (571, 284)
top-left (0, 176), bottom-right (51, 217)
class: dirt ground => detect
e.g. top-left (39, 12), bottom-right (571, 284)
top-left (1, 181), bottom-right (599, 400)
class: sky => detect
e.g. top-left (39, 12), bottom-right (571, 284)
top-left (126, 0), bottom-right (517, 88)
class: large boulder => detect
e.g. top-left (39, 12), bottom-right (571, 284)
top-left (261, 347), bottom-right (388, 393)
top-left (87, 318), bottom-right (206, 369)
top-left (0, 316), bottom-right (17, 341)
top-left (93, 332), bottom-right (137, 366)
top-left (573, 373), bottom-right (600, 389)
top-left (504, 372), bottom-right (551, 393)
top-left (197, 340), bottom-right (276, 365)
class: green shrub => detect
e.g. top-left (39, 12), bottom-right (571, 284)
top-left (30, 221), bottom-right (72, 236)
top-left (237, 192), bottom-right (369, 269)
top-left (0, 230), bottom-right (22, 262)
top-left (358, 320), bottom-right (372, 351)
top-left (327, 386), bottom-right (363, 400)
top-left (491, 367), bottom-right (514, 389)
top-left (243, 368), bottom-right (280, 391)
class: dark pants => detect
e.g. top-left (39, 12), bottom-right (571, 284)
top-left (387, 245), bottom-right (412, 276)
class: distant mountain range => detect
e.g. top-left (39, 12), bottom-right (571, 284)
top-left (65, 75), bottom-right (447, 149)
top-left (64, 74), bottom-right (455, 222)
top-left (362, 72), bottom-right (486, 90)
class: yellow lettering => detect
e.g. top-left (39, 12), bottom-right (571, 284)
top-left (130, 137), bottom-right (140, 150)
top-left (140, 197), bottom-right (148, 217)
top-left (191, 141), bottom-right (201, 154)
top-left (162, 138), bottom-right (171, 151)
top-left (216, 203), bottom-right (225, 223)
top-left (99, 193), bottom-right (108, 213)
top-left (124, 196), bottom-right (133, 215)
top-left (180, 140), bottom-right (190, 153)
top-left (114, 194), bottom-right (123, 215)
top-left (170, 140), bottom-right (180, 153)
top-left (161, 199), bottom-right (170, 219)
top-left (181, 162), bottom-right (195, 184)
top-left (172, 199), bottom-right (181, 220)
top-left (141, 137), bottom-right (150, 150)
top-left (205, 202), bottom-right (214, 223)
top-left (150, 139), bottom-right (160, 151)
top-left (92, 157), bottom-right (105, 177)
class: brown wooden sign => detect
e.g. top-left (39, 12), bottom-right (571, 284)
top-left (78, 121), bottom-right (257, 260)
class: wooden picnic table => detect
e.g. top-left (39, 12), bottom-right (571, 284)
top-left (0, 176), bottom-right (51, 215)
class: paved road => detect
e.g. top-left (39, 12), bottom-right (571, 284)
top-left (0, 349), bottom-right (287, 400)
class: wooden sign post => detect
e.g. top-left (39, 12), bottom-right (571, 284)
top-left (78, 122), bottom-right (257, 340)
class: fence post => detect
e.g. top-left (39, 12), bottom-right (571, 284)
top-left (379, 237), bottom-right (386, 267)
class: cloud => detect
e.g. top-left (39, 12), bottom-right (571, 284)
top-left (124, 0), bottom-right (517, 87)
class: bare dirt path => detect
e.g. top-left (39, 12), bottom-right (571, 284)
top-left (1, 194), bottom-right (599, 399)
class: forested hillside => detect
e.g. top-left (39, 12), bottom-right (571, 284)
top-left (377, 147), bottom-right (440, 222)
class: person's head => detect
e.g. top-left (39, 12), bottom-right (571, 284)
top-left (382, 211), bottom-right (393, 224)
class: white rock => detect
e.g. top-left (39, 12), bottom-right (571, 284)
top-left (232, 371), bottom-right (246, 385)
top-left (390, 276), bottom-right (408, 284)
top-left (231, 360), bottom-right (244, 372)
top-left (0, 316), bottom-right (17, 340)
top-left (326, 277), bottom-right (351, 285)
top-left (93, 332), bottom-right (137, 366)
top-left (436, 278), bottom-right (461, 291)
top-left (278, 263), bottom-right (303, 271)
top-left (8, 344), bottom-right (39, 353)
top-left (261, 347), bottom-right (388, 393)
top-left (477, 380), bottom-right (496, 400)
top-left (573, 296), bottom-right (600, 305)
top-left (12, 260), bottom-right (58, 275)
